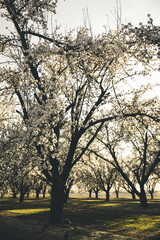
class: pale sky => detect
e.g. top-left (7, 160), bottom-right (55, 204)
top-left (54, 0), bottom-right (160, 35)
top-left (54, 0), bottom-right (160, 93)
top-left (0, 0), bottom-right (160, 90)
top-left (0, 0), bottom-right (160, 35)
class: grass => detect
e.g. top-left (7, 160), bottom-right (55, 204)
top-left (4, 208), bottom-right (50, 215)
top-left (0, 196), bottom-right (160, 239)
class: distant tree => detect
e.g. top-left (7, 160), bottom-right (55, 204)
top-left (120, 174), bottom-right (137, 200)
top-left (121, 178), bottom-right (137, 200)
top-left (76, 159), bottom-right (101, 199)
top-left (34, 180), bottom-right (43, 199)
top-left (96, 162), bottom-right (117, 201)
top-left (146, 174), bottom-right (158, 199)
top-left (88, 189), bottom-right (93, 198)
top-left (0, 124), bottom-right (36, 202)
top-left (91, 119), bottom-right (160, 208)
top-left (113, 173), bottom-right (122, 198)
top-left (42, 182), bottom-right (48, 198)
top-left (77, 158), bottom-right (117, 201)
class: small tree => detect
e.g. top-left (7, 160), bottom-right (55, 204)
top-left (113, 173), bottom-right (122, 198)
top-left (146, 174), bottom-right (158, 199)
top-left (96, 163), bottom-right (117, 201)
top-left (34, 180), bottom-right (43, 199)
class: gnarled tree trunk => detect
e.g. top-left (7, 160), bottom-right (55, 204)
top-left (139, 187), bottom-right (148, 208)
top-left (50, 181), bottom-right (65, 224)
top-left (105, 190), bottom-right (110, 201)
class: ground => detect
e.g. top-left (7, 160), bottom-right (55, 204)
top-left (0, 196), bottom-right (160, 240)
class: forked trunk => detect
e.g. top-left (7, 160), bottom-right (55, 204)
top-left (50, 182), bottom-right (65, 224)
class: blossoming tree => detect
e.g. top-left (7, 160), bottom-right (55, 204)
top-left (91, 117), bottom-right (160, 208)
top-left (0, 0), bottom-right (160, 223)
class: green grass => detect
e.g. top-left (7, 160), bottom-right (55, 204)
top-left (0, 197), bottom-right (160, 239)
top-left (4, 208), bottom-right (50, 215)
top-left (64, 198), bottom-right (160, 239)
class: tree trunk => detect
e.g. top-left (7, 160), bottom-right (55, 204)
top-left (13, 192), bottom-right (17, 199)
top-left (139, 189), bottom-right (148, 208)
top-left (64, 188), bottom-right (70, 203)
top-left (150, 192), bottom-right (154, 200)
top-left (43, 189), bottom-right (46, 198)
top-left (89, 189), bottom-right (92, 198)
top-left (105, 190), bottom-right (110, 201)
top-left (27, 191), bottom-right (30, 198)
top-left (36, 189), bottom-right (40, 199)
top-left (95, 190), bottom-right (99, 199)
top-left (131, 191), bottom-right (136, 200)
top-left (50, 182), bottom-right (64, 224)
top-left (43, 185), bottom-right (47, 198)
top-left (115, 190), bottom-right (119, 198)
top-left (19, 192), bottom-right (25, 202)
top-left (19, 183), bottom-right (25, 202)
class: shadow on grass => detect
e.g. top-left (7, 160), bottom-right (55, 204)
top-left (0, 197), bottom-right (50, 211)
top-left (0, 197), bottom-right (160, 239)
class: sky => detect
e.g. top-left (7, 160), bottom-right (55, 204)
top-left (53, 0), bottom-right (160, 35)
top-left (0, 0), bottom-right (160, 90)
top-left (54, 0), bottom-right (160, 95)
top-left (1, 0), bottom-right (160, 35)
top-left (53, 0), bottom-right (160, 96)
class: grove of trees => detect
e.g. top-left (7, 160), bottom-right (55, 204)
top-left (1, 0), bottom-right (160, 224)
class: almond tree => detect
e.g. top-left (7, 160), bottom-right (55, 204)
top-left (146, 174), bottom-right (158, 199)
top-left (96, 162), bottom-right (117, 201)
top-left (80, 158), bottom-right (117, 201)
top-left (76, 160), bottom-right (101, 199)
top-left (113, 172), bottom-right (122, 198)
top-left (120, 172), bottom-right (137, 199)
top-left (92, 118), bottom-right (160, 208)
top-left (1, 0), bottom-right (160, 224)
top-left (0, 123), bottom-right (36, 201)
